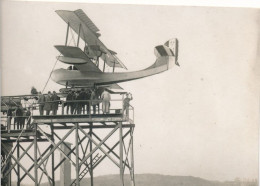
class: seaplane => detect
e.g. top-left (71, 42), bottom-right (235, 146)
top-left (1, 9), bottom-right (179, 112)
top-left (51, 9), bottom-right (179, 90)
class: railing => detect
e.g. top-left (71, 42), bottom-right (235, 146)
top-left (32, 99), bottom-right (125, 116)
top-left (1, 98), bottom-right (134, 131)
top-left (1, 116), bottom-right (32, 132)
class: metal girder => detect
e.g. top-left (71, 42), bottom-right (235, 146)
top-left (1, 110), bottom-right (135, 186)
top-left (2, 141), bottom-right (34, 179)
top-left (34, 124), bottom-right (38, 186)
top-left (37, 126), bottom-right (76, 167)
top-left (119, 122), bottom-right (124, 186)
top-left (1, 139), bottom-right (48, 143)
top-left (2, 143), bottom-right (35, 182)
top-left (78, 125), bottom-right (120, 167)
top-left (37, 145), bottom-right (52, 186)
top-left (92, 132), bottom-right (130, 169)
top-left (17, 142), bottom-right (20, 186)
top-left (53, 124), bottom-right (134, 130)
top-left (1, 127), bottom-right (30, 169)
top-left (130, 127), bottom-right (135, 186)
top-left (18, 145), bottom-right (51, 183)
top-left (32, 116), bottom-right (125, 124)
top-left (51, 125), bottom-right (55, 186)
top-left (53, 132), bottom-right (91, 173)
top-left (20, 145), bottom-right (52, 182)
top-left (122, 134), bottom-right (132, 172)
top-left (54, 133), bottom-right (87, 171)
top-left (93, 130), bottom-right (131, 169)
top-left (89, 123), bottom-right (93, 186)
top-left (54, 134), bottom-right (88, 171)
top-left (75, 123), bottom-right (80, 186)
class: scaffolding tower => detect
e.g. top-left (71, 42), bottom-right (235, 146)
top-left (1, 99), bottom-right (135, 186)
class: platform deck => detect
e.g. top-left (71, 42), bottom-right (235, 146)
top-left (32, 113), bottom-right (129, 124)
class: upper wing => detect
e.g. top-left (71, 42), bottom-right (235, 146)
top-left (56, 9), bottom-right (127, 70)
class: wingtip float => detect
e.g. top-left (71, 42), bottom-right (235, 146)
top-left (51, 9), bottom-right (179, 89)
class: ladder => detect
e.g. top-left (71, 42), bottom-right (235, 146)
top-left (70, 153), bottom-right (102, 186)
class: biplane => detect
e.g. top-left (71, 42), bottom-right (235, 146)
top-left (51, 9), bottom-right (179, 89)
top-left (1, 9), bottom-right (179, 113)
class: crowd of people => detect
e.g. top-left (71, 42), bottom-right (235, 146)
top-left (7, 106), bottom-right (31, 130)
top-left (4, 88), bottom-right (133, 130)
top-left (38, 88), bottom-right (112, 116)
top-left (38, 91), bottom-right (60, 115)
top-left (65, 88), bottom-right (102, 115)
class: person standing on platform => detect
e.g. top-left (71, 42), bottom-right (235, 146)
top-left (21, 108), bottom-right (27, 129)
top-left (38, 91), bottom-right (45, 115)
top-left (26, 108), bottom-right (31, 128)
top-left (71, 91), bottom-right (76, 114)
top-left (44, 91), bottom-right (52, 115)
top-left (123, 93), bottom-right (133, 118)
top-left (13, 110), bottom-right (17, 129)
top-left (79, 89), bottom-right (86, 114)
top-left (101, 89), bottom-right (111, 114)
top-left (95, 88), bottom-right (101, 114)
top-left (51, 91), bottom-right (60, 115)
top-left (15, 106), bottom-right (23, 130)
top-left (85, 89), bottom-right (91, 115)
top-left (90, 89), bottom-right (96, 114)
top-left (66, 90), bottom-right (73, 114)
top-left (91, 89), bottom-right (99, 114)
top-left (75, 91), bottom-right (81, 114)
top-left (7, 107), bottom-right (13, 129)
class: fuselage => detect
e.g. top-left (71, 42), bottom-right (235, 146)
top-left (51, 55), bottom-right (175, 87)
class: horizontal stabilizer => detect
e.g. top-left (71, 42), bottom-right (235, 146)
top-left (154, 45), bottom-right (174, 57)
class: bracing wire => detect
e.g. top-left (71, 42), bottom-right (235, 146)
top-left (41, 55), bottom-right (60, 93)
top-left (70, 27), bottom-right (76, 46)
top-left (41, 29), bottom-right (76, 93)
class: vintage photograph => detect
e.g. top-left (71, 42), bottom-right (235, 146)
top-left (1, 1), bottom-right (259, 186)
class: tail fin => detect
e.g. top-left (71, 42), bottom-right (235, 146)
top-left (164, 38), bottom-right (179, 66)
top-left (146, 38), bottom-right (179, 70)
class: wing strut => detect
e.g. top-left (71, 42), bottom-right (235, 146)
top-left (65, 23), bottom-right (70, 46)
top-left (77, 24), bottom-right (81, 47)
top-left (113, 61), bottom-right (116, 72)
top-left (103, 60), bottom-right (106, 72)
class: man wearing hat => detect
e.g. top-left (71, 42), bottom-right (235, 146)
top-left (15, 105), bottom-right (23, 129)
top-left (66, 90), bottom-right (73, 114)
top-left (44, 91), bottom-right (52, 115)
top-left (38, 91), bottom-right (45, 115)
top-left (51, 91), bottom-right (60, 115)
top-left (101, 89), bottom-right (111, 114)
top-left (75, 91), bottom-right (81, 114)
top-left (79, 88), bottom-right (86, 114)
top-left (123, 93), bottom-right (133, 118)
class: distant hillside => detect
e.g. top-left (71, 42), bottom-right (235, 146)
top-left (13, 174), bottom-right (257, 186)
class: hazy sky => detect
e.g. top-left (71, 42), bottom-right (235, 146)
top-left (1, 1), bottom-right (259, 183)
